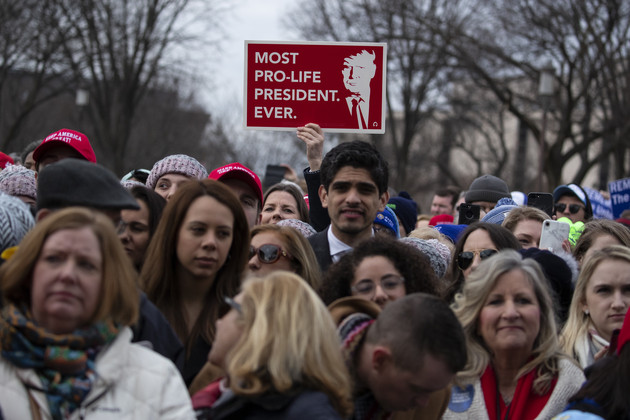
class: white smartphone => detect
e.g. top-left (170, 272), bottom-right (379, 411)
top-left (539, 219), bottom-right (570, 252)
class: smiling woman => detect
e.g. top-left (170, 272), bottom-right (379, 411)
top-left (443, 250), bottom-right (584, 420)
top-left (0, 208), bottom-right (194, 418)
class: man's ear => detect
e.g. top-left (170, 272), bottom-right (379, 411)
top-left (319, 185), bottom-right (329, 209)
top-left (371, 345), bottom-right (393, 371)
top-left (378, 190), bottom-right (390, 212)
top-left (257, 211), bottom-right (263, 225)
top-left (35, 208), bottom-right (50, 222)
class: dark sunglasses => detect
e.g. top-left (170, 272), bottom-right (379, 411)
top-left (457, 249), bottom-right (498, 271)
top-left (249, 244), bottom-right (292, 264)
top-left (555, 203), bottom-right (584, 214)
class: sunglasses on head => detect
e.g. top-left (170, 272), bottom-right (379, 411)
top-left (249, 244), bottom-right (292, 264)
top-left (457, 249), bottom-right (498, 271)
top-left (555, 203), bottom-right (584, 214)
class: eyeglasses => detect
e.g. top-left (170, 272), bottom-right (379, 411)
top-left (555, 203), bottom-right (584, 214)
top-left (457, 249), bottom-right (498, 271)
top-left (224, 296), bottom-right (242, 314)
top-left (249, 244), bottom-right (292, 264)
top-left (351, 275), bottom-right (405, 297)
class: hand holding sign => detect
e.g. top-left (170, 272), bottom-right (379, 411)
top-left (245, 41), bottom-right (387, 133)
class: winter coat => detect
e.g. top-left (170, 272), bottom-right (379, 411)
top-left (0, 327), bottom-right (195, 419)
top-left (441, 358), bottom-right (584, 420)
top-left (198, 388), bottom-right (343, 420)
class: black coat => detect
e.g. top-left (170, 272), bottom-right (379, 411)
top-left (198, 389), bottom-right (343, 420)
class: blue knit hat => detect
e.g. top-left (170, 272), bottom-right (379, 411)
top-left (387, 191), bottom-right (418, 235)
top-left (481, 197), bottom-right (518, 225)
top-left (374, 206), bottom-right (400, 238)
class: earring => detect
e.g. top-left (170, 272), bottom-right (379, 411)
top-left (584, 309), bottom-right (590, 316)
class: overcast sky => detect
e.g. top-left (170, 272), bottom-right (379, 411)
top-left (207, 0), bottom-right (296, 108)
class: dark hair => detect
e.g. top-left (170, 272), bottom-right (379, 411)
top-left (320, 236), bottom-right (439, 304)
top-left (320, 140), bottom-right (388, 194)
top-left (129, 186), bottom-right (166, 238)
top-left (366, 293), bottom-right (467, 373)
top-left (141, 179), bottom-right (249, 352)
top-left (435, 186), bottom-right (461, 208)
top-left (445, 222), bottom-right (521, 302)
top-left (261, 182), bottom-right (309, 223)
top-left (21, 139), bottom-right (42, 163)
top-left (566, 345), bottom-right (630, 418)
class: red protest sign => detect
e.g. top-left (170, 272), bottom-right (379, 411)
top-left (244, 41), bottom-right (387, 133)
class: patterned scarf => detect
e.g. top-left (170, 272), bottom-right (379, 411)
top-left (338, 313), bottom-right (391, 420)
top-left (0, 304), bottom-right (119, 419)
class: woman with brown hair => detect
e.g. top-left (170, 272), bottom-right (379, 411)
top-left (258, 182), bottom-right (309, 225)
top-left (0, 208), bottom-right (193, 418)
top-left (141, 179), bottom-right (250, 386)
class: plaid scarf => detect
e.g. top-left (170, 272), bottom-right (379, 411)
top-left (0, 304), bottom-right (119, 419)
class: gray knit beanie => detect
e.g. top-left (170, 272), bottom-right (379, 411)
top-left (0, 192), bottom-right (35, 252)
top-left (0, 164), bottom-right (37, 201)
top-left (146, 154), bottom-right (208, 190)
top-left (399, 237), bottom-right (449, 278)
top-left (276, 218), bottom-right (317, 238)
top-left (465, 174), bottom-right (511, 204)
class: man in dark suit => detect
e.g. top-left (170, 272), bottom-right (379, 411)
top-left (307, 140), bottom-right (389, 272)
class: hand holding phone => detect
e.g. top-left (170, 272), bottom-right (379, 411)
top-left (539, 219), bottom-right (571, 252)
top-left (458, 203), bottom-right (480, 225)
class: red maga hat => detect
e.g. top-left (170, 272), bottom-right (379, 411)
top-left (33, 128), bottom-right (96, 164)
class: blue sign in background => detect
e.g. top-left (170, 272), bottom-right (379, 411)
top-left (584, 187), bottom-right (613, 219)
top-left (608, 177), bottom-right (630, 219)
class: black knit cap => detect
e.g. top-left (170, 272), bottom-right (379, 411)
top-left (520, 248), bottom-right (573, 324)
top-left (37, 158), bottom-right (139, 211)
top-left (387, 191), bottom-right (418, 234)
top-left (465, 174), bottom-right (511, 204)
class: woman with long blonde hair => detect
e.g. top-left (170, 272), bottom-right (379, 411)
top-left (193, 271), bottom-right (353, 419)
top-left (443, 250), bottom-right (583, 419)
top-left (561, 245), bottom-right (630, 368)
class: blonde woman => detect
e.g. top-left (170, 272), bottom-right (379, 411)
top-left (248, 224), bottom-right (321, 290)
top-left (561, 245), bottom-right (630, 368)
top-left (444, 250), bottom-right (583, 420)
top-left (193, 272), bottom-right (353, 419)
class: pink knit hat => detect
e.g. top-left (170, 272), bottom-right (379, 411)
top-left (146, 154), bottom-right (208, 189)
top-left (0, 164), bottom-right (37, 201)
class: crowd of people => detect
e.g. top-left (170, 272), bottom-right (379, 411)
top-left (0, 124), bottom-right (629, 419)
